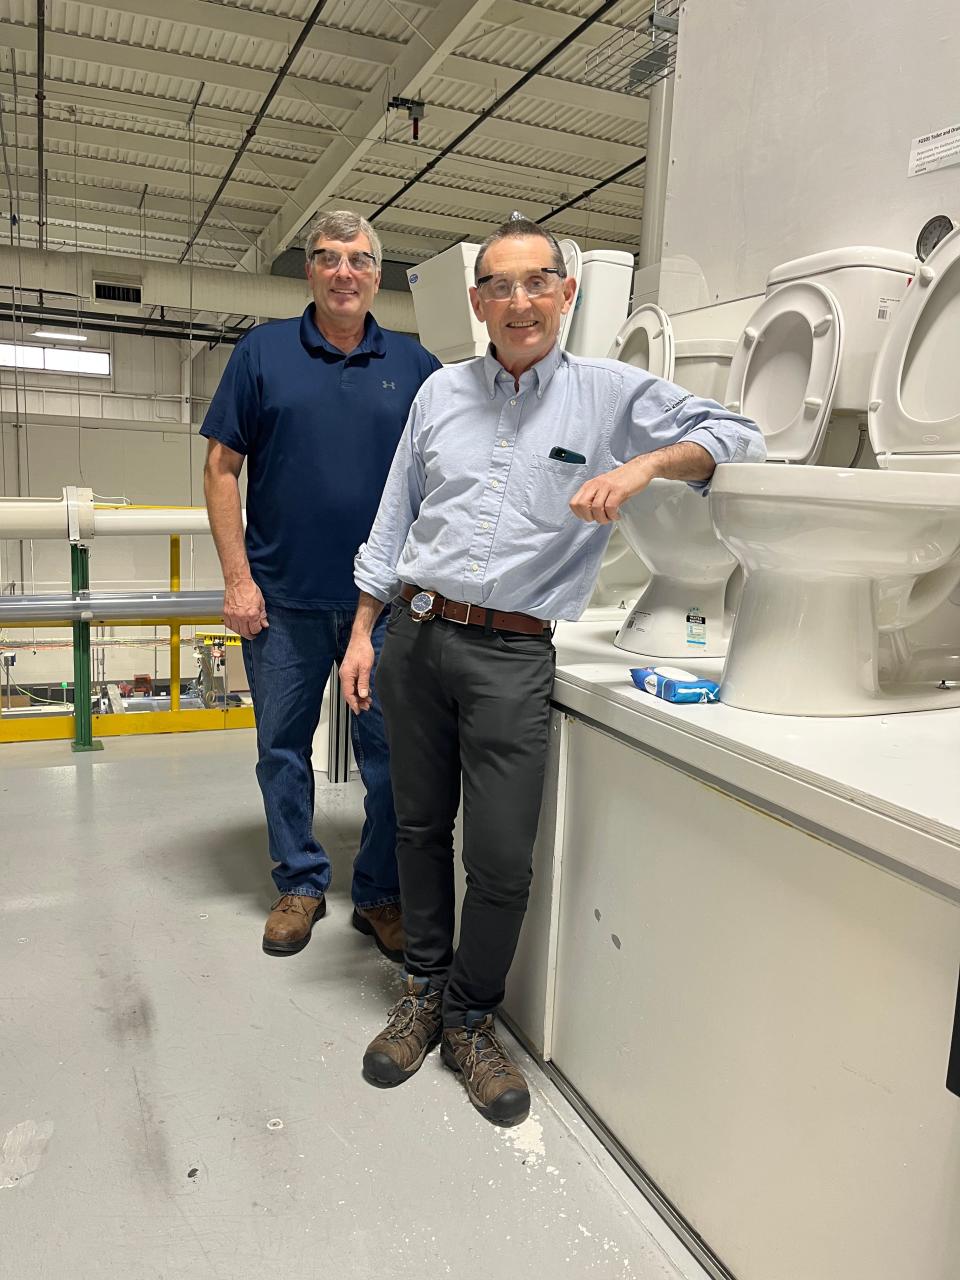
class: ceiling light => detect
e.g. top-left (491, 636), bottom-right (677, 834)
top-left (32, 330), bottom-right (88, 342)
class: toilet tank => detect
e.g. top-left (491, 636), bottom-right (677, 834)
top-left (565, 249), bottom-right (634, 357)
top-left (407, 243), bottom-right (486, 364)
top-left (765, 247), bottom-right (918, 413)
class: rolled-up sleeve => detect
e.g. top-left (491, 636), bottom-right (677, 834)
top-left (611, 374), bottom-right (766, 490)
top-left (354, 397), bottom-right (427, 602)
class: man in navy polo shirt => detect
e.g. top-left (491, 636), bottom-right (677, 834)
top-left (201, 209), bottom-right (440, 960)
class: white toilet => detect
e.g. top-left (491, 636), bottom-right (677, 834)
top-left (609, 304), bottom-right (742, 656)
top-left (406, 238), bottom-right (585, 363)
top-left (712, 227), bottom-right (960, 715)
top-left (612, 248), bottom-right (918, 661)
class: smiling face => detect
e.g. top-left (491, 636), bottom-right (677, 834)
top-left (305, 232), bottom-right (381, 332)
top-left (469, 234), bottom-right (577, 378)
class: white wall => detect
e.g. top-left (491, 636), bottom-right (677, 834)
top-left (662, 0), bottom-right (960, 311)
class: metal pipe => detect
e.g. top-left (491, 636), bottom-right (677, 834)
top-left (169, 536), bottom-right (181, 713)
top-left (36, 0), bottom-right (45, 251)
top-left (0, 590), bottom-right (224, 624)
top-left (637, 76), bottom-right (675, 269)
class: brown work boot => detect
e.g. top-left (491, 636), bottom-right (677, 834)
top-left (351, 903), bottom-right (405, 963)
top-left (262, 894), bottom-right (326, 955)
top-left (441, 1015), bottom-right (530, 1127)
top-left (362, 975), bottom-right (443, 1088)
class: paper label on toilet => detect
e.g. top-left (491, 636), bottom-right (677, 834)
top-left (627, 610), bottom-right (652, 634)
top-left (877, 296), bottom-right (900, 321)
top-left (686, 610), bottom-right (707, 646)
top-left (907, 122), bottom-right (960, 177)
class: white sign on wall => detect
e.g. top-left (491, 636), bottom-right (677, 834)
top-left (908, 122), bottom-right (960, 177)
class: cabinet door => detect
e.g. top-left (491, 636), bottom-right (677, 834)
top-left (551, 719), bottom-right (960, 1280)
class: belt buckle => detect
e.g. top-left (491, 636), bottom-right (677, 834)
top-left (409, 590), bottom-right (436, 623)
top-left (441, 600), bottom-right (472, 626)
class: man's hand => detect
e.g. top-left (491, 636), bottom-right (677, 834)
top-left (224, 577), bottom-right (269, 640)
top-left (570, 457), bottom-right (654, 524)
top-left (340, 638), bottom-right (376, 714)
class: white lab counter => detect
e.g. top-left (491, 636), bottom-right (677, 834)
top-left (504, 618), bottom-right (960, 1280)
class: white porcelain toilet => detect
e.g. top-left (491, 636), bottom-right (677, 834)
top-left (609, 304), bottom-right (741, 656)
top-left (612, 249), bottom-right (918, 660)
top-left (406, 238), bottom-right (585, 363)
top-left (711, 227), bottom-right (960, 715)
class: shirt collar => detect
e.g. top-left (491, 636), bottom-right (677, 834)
top-left (482, 342), bottom-right (564, 399)
top-left (299, 305), bottom-right (387, 358)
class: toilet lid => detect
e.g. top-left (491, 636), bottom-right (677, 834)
top-left (606, 303), bottom-right (675, 379)
top-left (868, 226), bottom-right (960, 462)
top-left (558, 239), bottom-right (583, 352)
top-left (724, 281), bottom-right (843, 463)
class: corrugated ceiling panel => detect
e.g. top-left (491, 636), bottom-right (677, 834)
top-left (458, 133), bottom-right (609, 182)
top-left (500, 98), bottom-right (646, 146)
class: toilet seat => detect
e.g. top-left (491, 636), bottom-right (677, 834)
top-left (724, 281), bottom-right (843, 462)
top-left (558, 239), bottom-right (583, 352)
top-left (868, 226), bottom-right (960, 465)
top-left (606, 304), bottom-right (675, 379)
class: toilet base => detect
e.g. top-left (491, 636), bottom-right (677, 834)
top-left (613, 574), bottom-right (732, 659)
top-left (721, 571), bottom-right (960, 716)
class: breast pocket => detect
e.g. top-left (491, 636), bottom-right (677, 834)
top-left (520, 455), bottom-right (589, 530)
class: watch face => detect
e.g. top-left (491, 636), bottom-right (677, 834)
top-left (410, 591), bottom-right (434, 617)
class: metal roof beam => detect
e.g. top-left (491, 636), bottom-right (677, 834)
top-left (246, 0), bottom-right (499, 269)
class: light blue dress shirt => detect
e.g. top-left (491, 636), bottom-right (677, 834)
top-left (354, 344), bottom-right (765, 621)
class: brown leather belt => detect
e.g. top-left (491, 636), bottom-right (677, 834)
top-left (400, 584), bottom-right (550, 635)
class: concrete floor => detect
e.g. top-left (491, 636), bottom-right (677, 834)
top-left (0, 730), bottom-right (708, 1280)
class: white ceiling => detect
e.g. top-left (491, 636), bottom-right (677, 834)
top-left (0, 0), bottom-right (658, 273)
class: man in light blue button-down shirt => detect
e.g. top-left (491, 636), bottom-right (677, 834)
top-left (340, 218), bottom-right (764, 1125)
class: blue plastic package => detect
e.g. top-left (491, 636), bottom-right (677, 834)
top-left (630, 665), bottom-right (720, 704)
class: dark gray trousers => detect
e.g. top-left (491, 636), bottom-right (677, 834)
top-left (376, 602), bottom-right (556, 1026)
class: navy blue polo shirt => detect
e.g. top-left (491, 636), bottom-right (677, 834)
top-left (200, 306), bottom-right (441, 609)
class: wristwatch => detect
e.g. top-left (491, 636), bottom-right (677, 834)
top-left (409, 590), bottom-right (436, 622)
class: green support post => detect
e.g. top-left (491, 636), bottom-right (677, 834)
top-left (70, 543), bottom-right (103, 753)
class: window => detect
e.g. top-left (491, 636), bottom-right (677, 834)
top-left (0, 342), bottom-right (111, 376)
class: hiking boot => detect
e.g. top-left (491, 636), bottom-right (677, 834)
top-left (262, 894), bottom-right (326, 955)
top-left (362, 975), bottom-right (443, 1088)
top-left (441, 1015), bottom-right (530, 1127)
top-left (352, 903), bottom-right (405, 963)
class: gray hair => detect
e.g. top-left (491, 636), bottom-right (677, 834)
top-left (474, 216), bottom-right (566, 283)
top-left (303, 210), bottom-right (383, 266)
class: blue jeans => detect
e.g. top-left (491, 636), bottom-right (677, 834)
top-left (241, 606), bottom-right (399, 910)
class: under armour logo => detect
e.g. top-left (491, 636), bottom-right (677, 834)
top-left (383, 380), bottom-right (396, 390)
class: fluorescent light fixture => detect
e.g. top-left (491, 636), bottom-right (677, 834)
top-left (32, 330), bottom-right (88, 342)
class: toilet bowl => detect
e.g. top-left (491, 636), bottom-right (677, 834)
top-left (711, 227), bottom-right (960, 715)
top-left (612, 248), bottom-right (918, 663)
top-left (608, 306), bottom-right (740, 656)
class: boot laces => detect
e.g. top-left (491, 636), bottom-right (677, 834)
top-left (384, 987), bottom-right (435, 1040)
top-left (465, 1025), bottom-right (513, 1081)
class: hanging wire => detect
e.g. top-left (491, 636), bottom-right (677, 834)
top-left (70, 102), bottom-right (87, 485)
